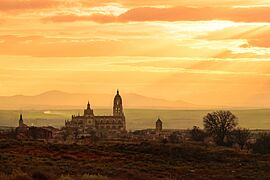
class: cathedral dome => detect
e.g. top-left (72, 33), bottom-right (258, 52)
top-left (113, 90), bottom-right (124, 116)
top-left (114, 90), bottom-right (122, 100)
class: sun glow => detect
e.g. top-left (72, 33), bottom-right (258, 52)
top-left (0, 0), bottom-right (269, 107)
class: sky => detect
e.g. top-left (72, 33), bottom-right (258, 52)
top-left (0, 0), bottom-right (270, 107)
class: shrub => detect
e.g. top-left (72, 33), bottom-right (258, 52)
top-left (32, 170), bottom-right (54, 180)
top-left (190, 126), bottom-right (207, 141)
top-left (230, 128), bottom-right (251, 150)
top-left (168, 132), bottom-right (181, 143)
top-left (160, 138), bottom-right (168, 144)
top-left (252, 133), bottom-right (270, 154)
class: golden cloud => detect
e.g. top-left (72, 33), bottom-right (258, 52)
top-left (0, 0), bottom-right (60, 12)
top-left (43, 6), bottom-right (270, 23)
top-left (202, 25), bottom-right (270, 48)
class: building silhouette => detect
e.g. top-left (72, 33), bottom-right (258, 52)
top-left (19, 114), bottom-right (24, 127)
top-left (156, 118), bottom-right (162, 133)
top-left (16, 114), bottom-right (29, 134)
top-left (15, 114), bottom-right (53, 139)
top-left (65, 90), bottom-right (126, 136)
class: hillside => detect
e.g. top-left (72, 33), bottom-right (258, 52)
top-left (0, 90), bottom-right (196, 110)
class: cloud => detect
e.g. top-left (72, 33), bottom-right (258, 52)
top-left (43, 6), bottom-right (270, 23)
top-left (43, 14), bottom-right (117, 23)
top-left (0, 0), bottom-right (60, 12)
top-left (213, 50), bottom-right (270, 59)
top-left (0, 35), bottom-right (229, 57)
top-left (202, 25), bottom-right (270, 48)
top-left (79, 0), bottom-right (270, 8)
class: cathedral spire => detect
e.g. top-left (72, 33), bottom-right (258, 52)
top-left (84, 101), bottom-right (94, 116)
top-left (87, 101), bottom-right (90, 109)
top-left (19, 113), bottom-right (23, 127)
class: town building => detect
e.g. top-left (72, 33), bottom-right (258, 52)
top-left (131, 117), bottom-right (187, 142)
top-left (16, 114), bottom-right (29, 135)
top-left (15, 114), bottom-right (53, 139)
top-left (156, 118), bottom-right (162, 134)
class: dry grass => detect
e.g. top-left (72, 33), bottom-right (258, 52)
top-left (0, 139), bottom-right (270, 179)
top-left (0, 172), bottom-right (109, 180)
top-left (58, 174), bottom-right (109, 180)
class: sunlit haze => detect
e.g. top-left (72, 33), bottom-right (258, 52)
top-left (1, 0), bottom-right (270, 107)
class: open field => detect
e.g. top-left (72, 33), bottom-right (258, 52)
top-left (0, 109), bottom-right (269, 130)
top-left (0, 140), bottom-right (270, 179)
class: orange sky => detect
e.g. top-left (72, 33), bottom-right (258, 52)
top-left (0, 0), bottom-right (270, 107)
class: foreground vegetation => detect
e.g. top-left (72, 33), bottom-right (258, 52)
top-left (0, 172), bottom-right (108, 180)
top-left (0, 139), bottom-right (270, 179)
top-left (189, 110), bottom-right (270, 154)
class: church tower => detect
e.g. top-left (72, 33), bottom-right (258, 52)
top-left (19, 114), bottom-right (24, 127)
top-left (113, 90), bottom-right (124, 116)
top-left (156, 118), bottom-right (162, 133)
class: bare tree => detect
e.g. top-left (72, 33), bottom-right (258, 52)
top-left (231, 128), bottom-right (251, 150)
top-left (203, 110), bottom-right (238, 146)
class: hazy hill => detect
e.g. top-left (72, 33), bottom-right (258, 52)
top-left (0, 90), bottom-right (196, 110)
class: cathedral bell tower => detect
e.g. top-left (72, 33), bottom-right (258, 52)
top-left (113, 90), bottom-right (124, 116)
top-left (156, 118), bottom-right (162, 133)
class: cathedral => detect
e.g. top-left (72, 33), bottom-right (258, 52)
top-left (65, 90), bottom-right (126, 136)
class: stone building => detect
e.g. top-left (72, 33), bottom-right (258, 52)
top-left (15, 114), bottom-right (53, 139)
top-left (65, 90), bottom-right (126, 137)
top-left (156, 118), bottom-right (162, 134)
top-left (28, 126), bottom-right (53, 139)
top-left (16, 114), bottom-right (29, 135)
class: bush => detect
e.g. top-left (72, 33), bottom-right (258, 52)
top-left (230, 128), bottom-right (251, 150)
top-left (190, 126), bottom-right (207, 141)
top-left (252, 133), bottom-right (270, 154)
top-left (168, 132), bottom-right (181, 143)
top-left (160, 138), bottom-right (168, 144)
top-left (32, 170), bottom-right (54, 180)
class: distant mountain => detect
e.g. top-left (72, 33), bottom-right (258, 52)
top-left (0, 90), bottom-right (197, 110)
